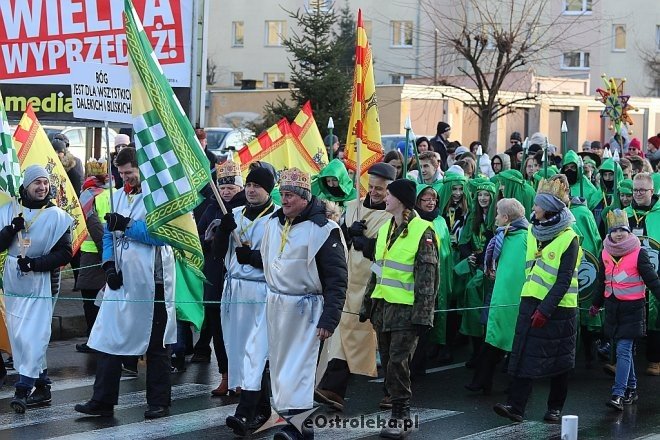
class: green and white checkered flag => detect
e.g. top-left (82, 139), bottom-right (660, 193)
top-left (0, 91), bottom-right (21, 196)
top-left (125, 0), bottom-right (211, 329)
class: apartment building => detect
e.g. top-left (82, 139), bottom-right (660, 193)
top-left (207, 0), bottom-right (659, 96)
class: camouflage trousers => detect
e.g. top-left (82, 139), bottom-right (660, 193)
top-left (377, 329), bottom-right (419, 403)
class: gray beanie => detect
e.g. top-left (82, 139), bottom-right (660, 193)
top-left (280, 184), bottom-right (311, 202)
top-left (23, 165), bottom-right (49, 188)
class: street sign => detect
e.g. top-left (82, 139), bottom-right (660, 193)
top-left (70, 62), bottom-right (132, 124)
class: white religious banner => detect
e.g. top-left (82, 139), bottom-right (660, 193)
top-left (70, 61), bottom-right (132, 124)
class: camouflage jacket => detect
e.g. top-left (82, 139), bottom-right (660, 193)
top-left (360, 213), bottom-right (439, 332)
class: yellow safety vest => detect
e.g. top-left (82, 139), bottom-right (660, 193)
top-left (522, 227), bottom-right (582, 308)
top-left (371, 216), bottom-right (432, 305)
top-left (80, 189), bottom-right (112, 254)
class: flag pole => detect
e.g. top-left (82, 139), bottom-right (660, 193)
top-left (208, 178), bottom-right (242, 245)
top-left (327, 117), bottom-right (334, 161)
top-left (355, 137), bottom-right (362, 220)
top-left (105, 120), bottom-right (118, 259)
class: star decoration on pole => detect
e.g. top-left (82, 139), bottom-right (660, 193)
top-left (595, 75), bottom-right (637, 137)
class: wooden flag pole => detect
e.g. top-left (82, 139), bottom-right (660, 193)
top-left (209, 180), bottom-right (242, 245)
top-left (355, 137), bottom-right (362, 220)
top-left (105, 120), bottom-right (118, 260)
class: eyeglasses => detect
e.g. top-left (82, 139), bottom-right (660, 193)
top-left (633, 188), bottom-right (653, 193)
top-left (419, 198), bottom-right (437, 203)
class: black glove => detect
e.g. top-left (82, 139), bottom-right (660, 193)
top-left (11, 215), bottom-right (25, 233)
top-left (352, 236), bottom-right (367, 252)
top-left (235, 245), bottom-right (252, 265)
top-left (348, 220), bottom-right (367, 238)
top-left (103, 261), bottom-right (123, 290)
top-left (358, 312), bottom-right (369, 323)
top-left (104, 213), bottom-right (130, 232)
top-left (414, 324), bottom-right (430, 337)
top-left (17, 256), bottom-right (33, 272)
top-left (218, 212), bottom-right (237, 235)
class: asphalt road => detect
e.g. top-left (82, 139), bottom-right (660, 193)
top-left (2, 337), bottom-right (660, 439)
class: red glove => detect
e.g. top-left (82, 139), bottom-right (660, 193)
top-left (589, 305), bottom-right (600, 317)
top-left (530, 309), bottom-right (548, 328)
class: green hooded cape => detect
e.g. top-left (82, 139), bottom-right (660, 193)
top-left (596, 159), bottom-right (625, 227)
top-left (311, 159), bottom-right (357, 204)
top-left (437, 172), bottom-right (471, 216)
top-left (562, 150), bottom-right (601, 209)
top-left (416, 184), bottom-right (453, 345)
top-left (496, 169), bottom-right (536, 218)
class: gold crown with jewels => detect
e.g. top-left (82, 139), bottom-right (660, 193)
top-left (85, 158), bottom-right (108, 177)
top-left (537, 177), bottom-right (569, 203)
top-left (216, 160), bottom-right (241, 178)
top-left (279, 167), bottom-right (311, 191)
top-left (606, 209), bottom-right (629, 230)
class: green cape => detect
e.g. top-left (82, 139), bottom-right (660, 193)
top-left (496, 169), bottom-right (536, 219)
top-left (311, 159), bottom-right (357, 203)
top-left (562, 150), bottom-right (600, 209)
top-left (459, 178), bottom-right (496, 249)
top-left (437, 172), bottom-right (471, 216)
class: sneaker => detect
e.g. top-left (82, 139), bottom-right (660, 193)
top-left (623, 388), bottom-right (638, 405)
top-left (26, 385), bottom-right (52, 407)
top-left (170, 356), bottom-right (187, 373)
top-left (606, 395), bottom-right (624, 411)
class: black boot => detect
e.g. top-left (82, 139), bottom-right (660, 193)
top-left (10, 388), bottom-right (29, 414)
top-left (27, 384), bottom-right (52, 407)
top-left (380, 401), bottom-right (415, 439)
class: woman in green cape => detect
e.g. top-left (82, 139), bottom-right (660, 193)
top-left (495, 169), bottom-right (536, 218)
top-left (465, 198), bottom-right (529, 394)
top-left (311, 158), bottom-right (358, 207)
top-left (457, 178), bottom-right (496, 364)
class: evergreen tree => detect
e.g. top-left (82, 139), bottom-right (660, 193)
top-left (253, 5), bottom-right (352, 144)
top-left (335, 3), bottom-right (356, 75)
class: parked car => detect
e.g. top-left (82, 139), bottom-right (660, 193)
top-left (205, 127), bottom-right (255, 161)
top-left (381, 134), bottom-right (434, 154)
top-left (60, 126), bottom-right (118, 161)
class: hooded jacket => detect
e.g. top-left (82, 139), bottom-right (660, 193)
top-left (311, 159), bottom-right (357, 204)
top-left (496, 169), bottom-right (536, 219)
top-left (562, 150), bottom-right (600, 210)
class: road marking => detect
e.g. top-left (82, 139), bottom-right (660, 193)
top-left (0, 383), bottom-right (214, 431)
top-left (369, 362), bottom-right (465, 383)
top-left (0, 375), bottom-right (136, 399)
top-left (455, 421), bottom-right (561, 439)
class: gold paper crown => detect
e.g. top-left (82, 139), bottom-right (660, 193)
top-left (279, 167), bottom-right (311, 191)
top-left (216, 161), bottom-right (241, 179)
top-left (85, 159), bottom-right (108, 177)
top-left (537, 177), bottom-right (569, 203)
top-left (606, 209), bottom-right (629, 230)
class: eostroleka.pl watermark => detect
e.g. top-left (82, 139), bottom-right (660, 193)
top-left (302, 413), bottom-right (420, 431)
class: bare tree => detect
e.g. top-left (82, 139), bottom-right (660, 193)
top-left (639, 49), bottom-right (660, 97)
top-left (421, 0), bottom-right (599, 149)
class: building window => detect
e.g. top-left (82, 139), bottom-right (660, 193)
top-left (231, 72), bottom-right (243, 87)
top-left (265, 20), bottom-right (286, 47)
top-left (656, 25), bottom-right (660, 51)
top-left (306, 0), bottom-right (331, 12)
top-left (391, 21), bottom-right (413, 47)
top-left (563, 0), bottom-right (592, 13)
top-left (232, 21), bottom-right (244, 47)
top-left (363, 20), bottom-right (373, 40)
top-left (613, 25), bottom-right (626, 51)
top-left (264, 73), bottom-right (285, 88)
top-left (561, 51), bottom-right (590, 69)
top-left (390, 74), bottom-right (411, 85)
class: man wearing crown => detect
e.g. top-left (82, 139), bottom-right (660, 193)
top-left (625, 173), bottom-right (660, 375)
top-left (210, 166), bottom-right (278, 436)
top-left (261, 167), bottom-right (348, 440)
top-left (0, 165), bottom-right (72, 413)
top-left (75, 147), bottom-right (177, 419)
top-left (494, 175), bottom-right (581, 424)
top-left (188, 161), bottom-right (246, 392)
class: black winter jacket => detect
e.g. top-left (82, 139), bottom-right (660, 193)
top-left (272, 197), bottom-right (348, 332)
top-left (592, 247), bottom-right (660, 339)
top-left (508, 237), bottom-right (579, 379)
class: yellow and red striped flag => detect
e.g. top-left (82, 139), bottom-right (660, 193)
top-left (345, 9), bottom-right (383, 196)
top-left (238, 118), bottom-right (321, 177)
top-left (13, 105), bottom-right (87, 254)
top-left (290, 101), bottom-right (329, 170)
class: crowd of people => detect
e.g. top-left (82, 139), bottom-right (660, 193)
top-left (1, 122), bottom-right (660, 440)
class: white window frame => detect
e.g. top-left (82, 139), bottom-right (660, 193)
top-left (390, 74), bottom-right (411, 85)
top-left (560, 51), bottom-right (590, 70)
top-left (390, 21), bottom-right (413, 48)
top-left (562, 0), bottom-right (593, 15)
top-left (612, 24), bottom-right (626, 52)
top-left (264, 20), bottom-right (286, 47)
top-left (232, 21), bottom-right (244, 47)
top-left (305, 0), bottom-right (331, 13)
top-left (263, 72), bottom-right (286, 88)
top-left (231, 72), bottom-right (243, 87)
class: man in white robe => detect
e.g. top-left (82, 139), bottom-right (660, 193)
top-left (75, 147), bottom-right (176, 419)
top-left (213, 167), bottom-right (277, 436)
top-left (261, 168), bottom-right (348, 440)
top-left (0, 165), bottom-right (72, 413)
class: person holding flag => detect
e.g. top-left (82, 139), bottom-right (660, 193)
top-left (0, 165), bottom-right (72, 413)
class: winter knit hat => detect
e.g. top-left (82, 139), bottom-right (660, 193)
top-left (436, 121), bottom-right (451, 135)
top-left (279, 168), bottom-right (312, 201)
top-left (23, 164), bottom-right (49, 188)
top-left (369, 162), bottom-right (397, 181)
top-left (387, 178), bottom-right (417, 210)
top-left (649, 136), bottom-right (660, 149)
top-left (51, 139), bottom-right (67, 154)
top-left (246, 167), bottom-right (275, 193)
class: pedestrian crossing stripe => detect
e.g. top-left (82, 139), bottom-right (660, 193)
top-left (0, 375), bottom-right (136, 400)
top-left (454, 421), bottom-right (565, 439)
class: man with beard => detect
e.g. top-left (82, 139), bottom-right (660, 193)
top-left (261, 168), bottom-right (347, 440)
top-left (561, 151), bottom-right (600, 210)
top-left (315, 163), bottom-right (395, 412)
top-left (0, 165), bottom-right (72, 413)
top-left (214, 167), bottom-right (277, 436)
top-left (625, 173), bottom-right (660, 375)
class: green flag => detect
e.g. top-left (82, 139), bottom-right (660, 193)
top-left (124, 0), bottom-right (211, 329)
top-left (0, 91), bottom-right (22, 196)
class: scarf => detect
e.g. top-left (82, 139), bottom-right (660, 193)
top-left (483, 217), bottom-right (529, 272)
top-left (603, 233), bottom-right (640, 258)
top-left (531, 207), bottom-right (575, 243)
top-left (79, 176), bottom-right (111, 219)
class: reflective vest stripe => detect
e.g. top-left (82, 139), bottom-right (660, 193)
top-left (376, 259), bottom-right (415, 272)
top-left (535, 260), bottom-right (559, 276)
top-left (605, 274), bottom-right (643, 284)
top-left (605, 285), bottom-right (646, 297)
top-left (379, 277), bottom-right (416, 291)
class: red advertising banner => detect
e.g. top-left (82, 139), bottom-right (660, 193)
top-left (0, 0), bottom-right (192, 86)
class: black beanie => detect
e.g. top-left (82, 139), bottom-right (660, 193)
top-left (436, 121), bottom-right (450, 135)
top-left (387, 179), bottom-right (416, 210)
top-left (246, 167), bottom-right (275, 193)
